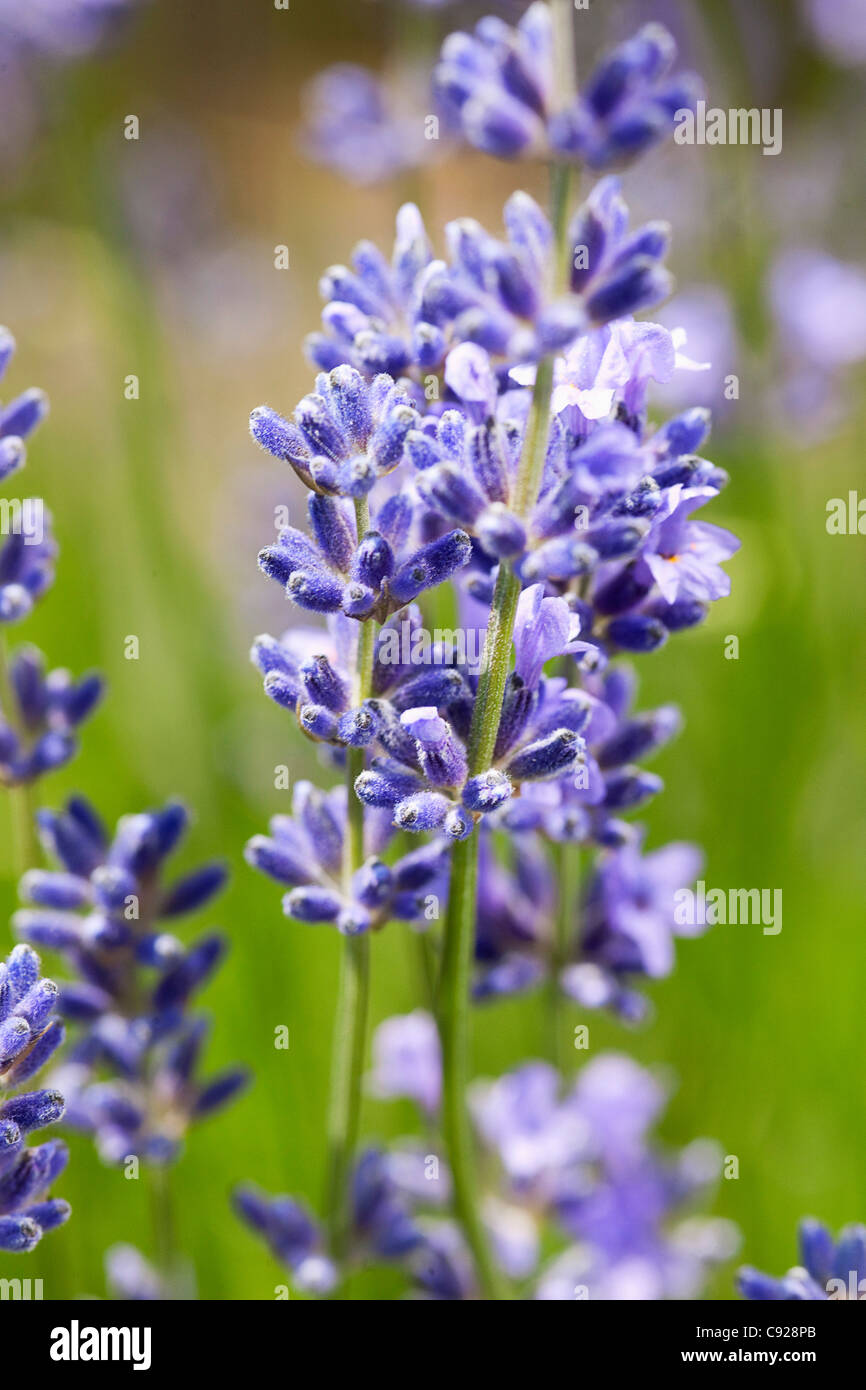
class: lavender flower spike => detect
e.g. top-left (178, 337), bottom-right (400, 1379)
top-left (435, 5), bottom-right (701, 168)
top-left (14, 796), bottom-right (246, 1166)
top-left (0, 643), bottom-right (104, 787)
top-left (0, 944), bottom-right (70, 1253)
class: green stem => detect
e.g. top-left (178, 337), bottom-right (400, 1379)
top-left (0, 632), bottom-right (40, 879)
top-left (436, 128), bottom-right (580, 1294)
top-left (438, 324), bottom-right (562, 1302)
top-left (549, 841), bottom-right (581, 1069)
top-left (324, 499), bottom-right (376, 1279)
top-left (148, 1165), bottom-right (176, 1288)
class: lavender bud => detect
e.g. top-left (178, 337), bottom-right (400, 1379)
top-left (283, 886), bottom-right (344, 923)
top-left (507, 729), bottom-right (581, 782)
top-left (160, 863), bottom-right (227, 918)
top-left (394, 792), bottom-right (451, 833)
top-left (287, 568), bottom-right (345, 613)
top-left (606, 615), bottom-right (669, 651)
top-left (462, 770), bottom-right (512, 812)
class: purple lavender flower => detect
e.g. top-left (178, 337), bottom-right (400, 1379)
top-left (0, 506), bottom-right (57, 624)
top-left (471, 1061), bottom-right (590, 1194)
top-left (0, 643), bottom-right (103, 786)
top-left (298, 63), bottom-right (435, 186)
top-left (562, 835), bottom-right (704, 1018)
top-left (365, 1037), bottom-right (736, 1299)
top-left (410, 324), bottom-right (737, 649)
top-left (233, 1185), bottom-right (338, 1294)
top-left (803, 0), bottom-right (866, 68)
top-left (632, 485), bottom-right (739, 606)
top-left (251, 369), bottom-right (478, 624)
top-left (0, 1), bottom-right (137, 57)
top-left (14, 797), bottom-right (246, 1165)
top-left (738, 1218), bottom-right (866, 1300)
top-left (434, 6), bottom-right (700, 167)
top-left (0, 943), bottom-right (70, 1253)
top-left (308, 179), bottom-right (672, 383)
top-left (234, 1148), bottom-right (431, 1294)
top-left (306, 202), bottom-right (447, 378)
top-left (369, 1009), bottom-right (442, 1114)
top-left (245, 780), bottom-right (448, 935)
top-left (353, 586), bottom-right (593, 838)
top-left (238, 0), bottom-right (744, 1307)
top-left (251, 368), bottom-right (420, 501)
top-left (0, 326), bottom-right (48, 476)
top-left (105, 1243), bottom-right (165, 1300)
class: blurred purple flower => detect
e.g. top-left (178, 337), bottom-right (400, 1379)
top-left (369, 1009), bottom-right (442, 1113)
top-left (299, 64), bottom-right (434, 185)
top-left (802, 0), bottom-right (866, 67)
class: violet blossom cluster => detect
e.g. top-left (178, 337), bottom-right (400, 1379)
top-left (237, 1016), bottom-right (737, 1299)
top-left (738, 1219), bottom-right (866, 1301)
top-left (0, 944), bottom-right (70, 1252)
top-left (305, 179), bottom-right (673, 382)
top-left (2, 317), bottom-right (246, 1290)
top-left (14, 797), bottom-right (247, 1164)
top-left (434, 5), bottom-right (701, 167)
top-left (239, 3), bottom-right (741, 1300)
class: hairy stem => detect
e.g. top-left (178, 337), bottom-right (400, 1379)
top-left (436, 126), bottom-right (581, 1294)
top-left (437, 310), bottom-right (565, 1304)
top-left (324, 498), bottom-right (375, 1279)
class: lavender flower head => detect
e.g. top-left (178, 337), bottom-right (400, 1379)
top-left (435, 5), bottom-right (701, 166)
top-left (14, 796), bottom-right (247, 1165)
top-left (418, 336), bottom-right (737, 651)
top-left (0, 943), bottom-right (70, 1253)
top-left (307, 178), bottom-right (673, 384)
top-left (0, 644), bottom-right (103, 787)
top-left (299, 63), bottom-right (433, 186)
top-left (738, 1218), bottom-right (866, 1300)
top-left (562, 835), bottom-right (705, 1018)
top-left (0, 507), bottom-right (57, 624)
top-left (246, 780), bottom-right (448, 935)
top-left (233, 1186), bottom-right (338, 1294)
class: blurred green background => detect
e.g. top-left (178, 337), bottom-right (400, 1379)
top-left (0, 0), bottom-right (864, 1299)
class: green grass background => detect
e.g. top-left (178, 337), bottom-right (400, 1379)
top-left (0, 0), bottom-right (863, 1298)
